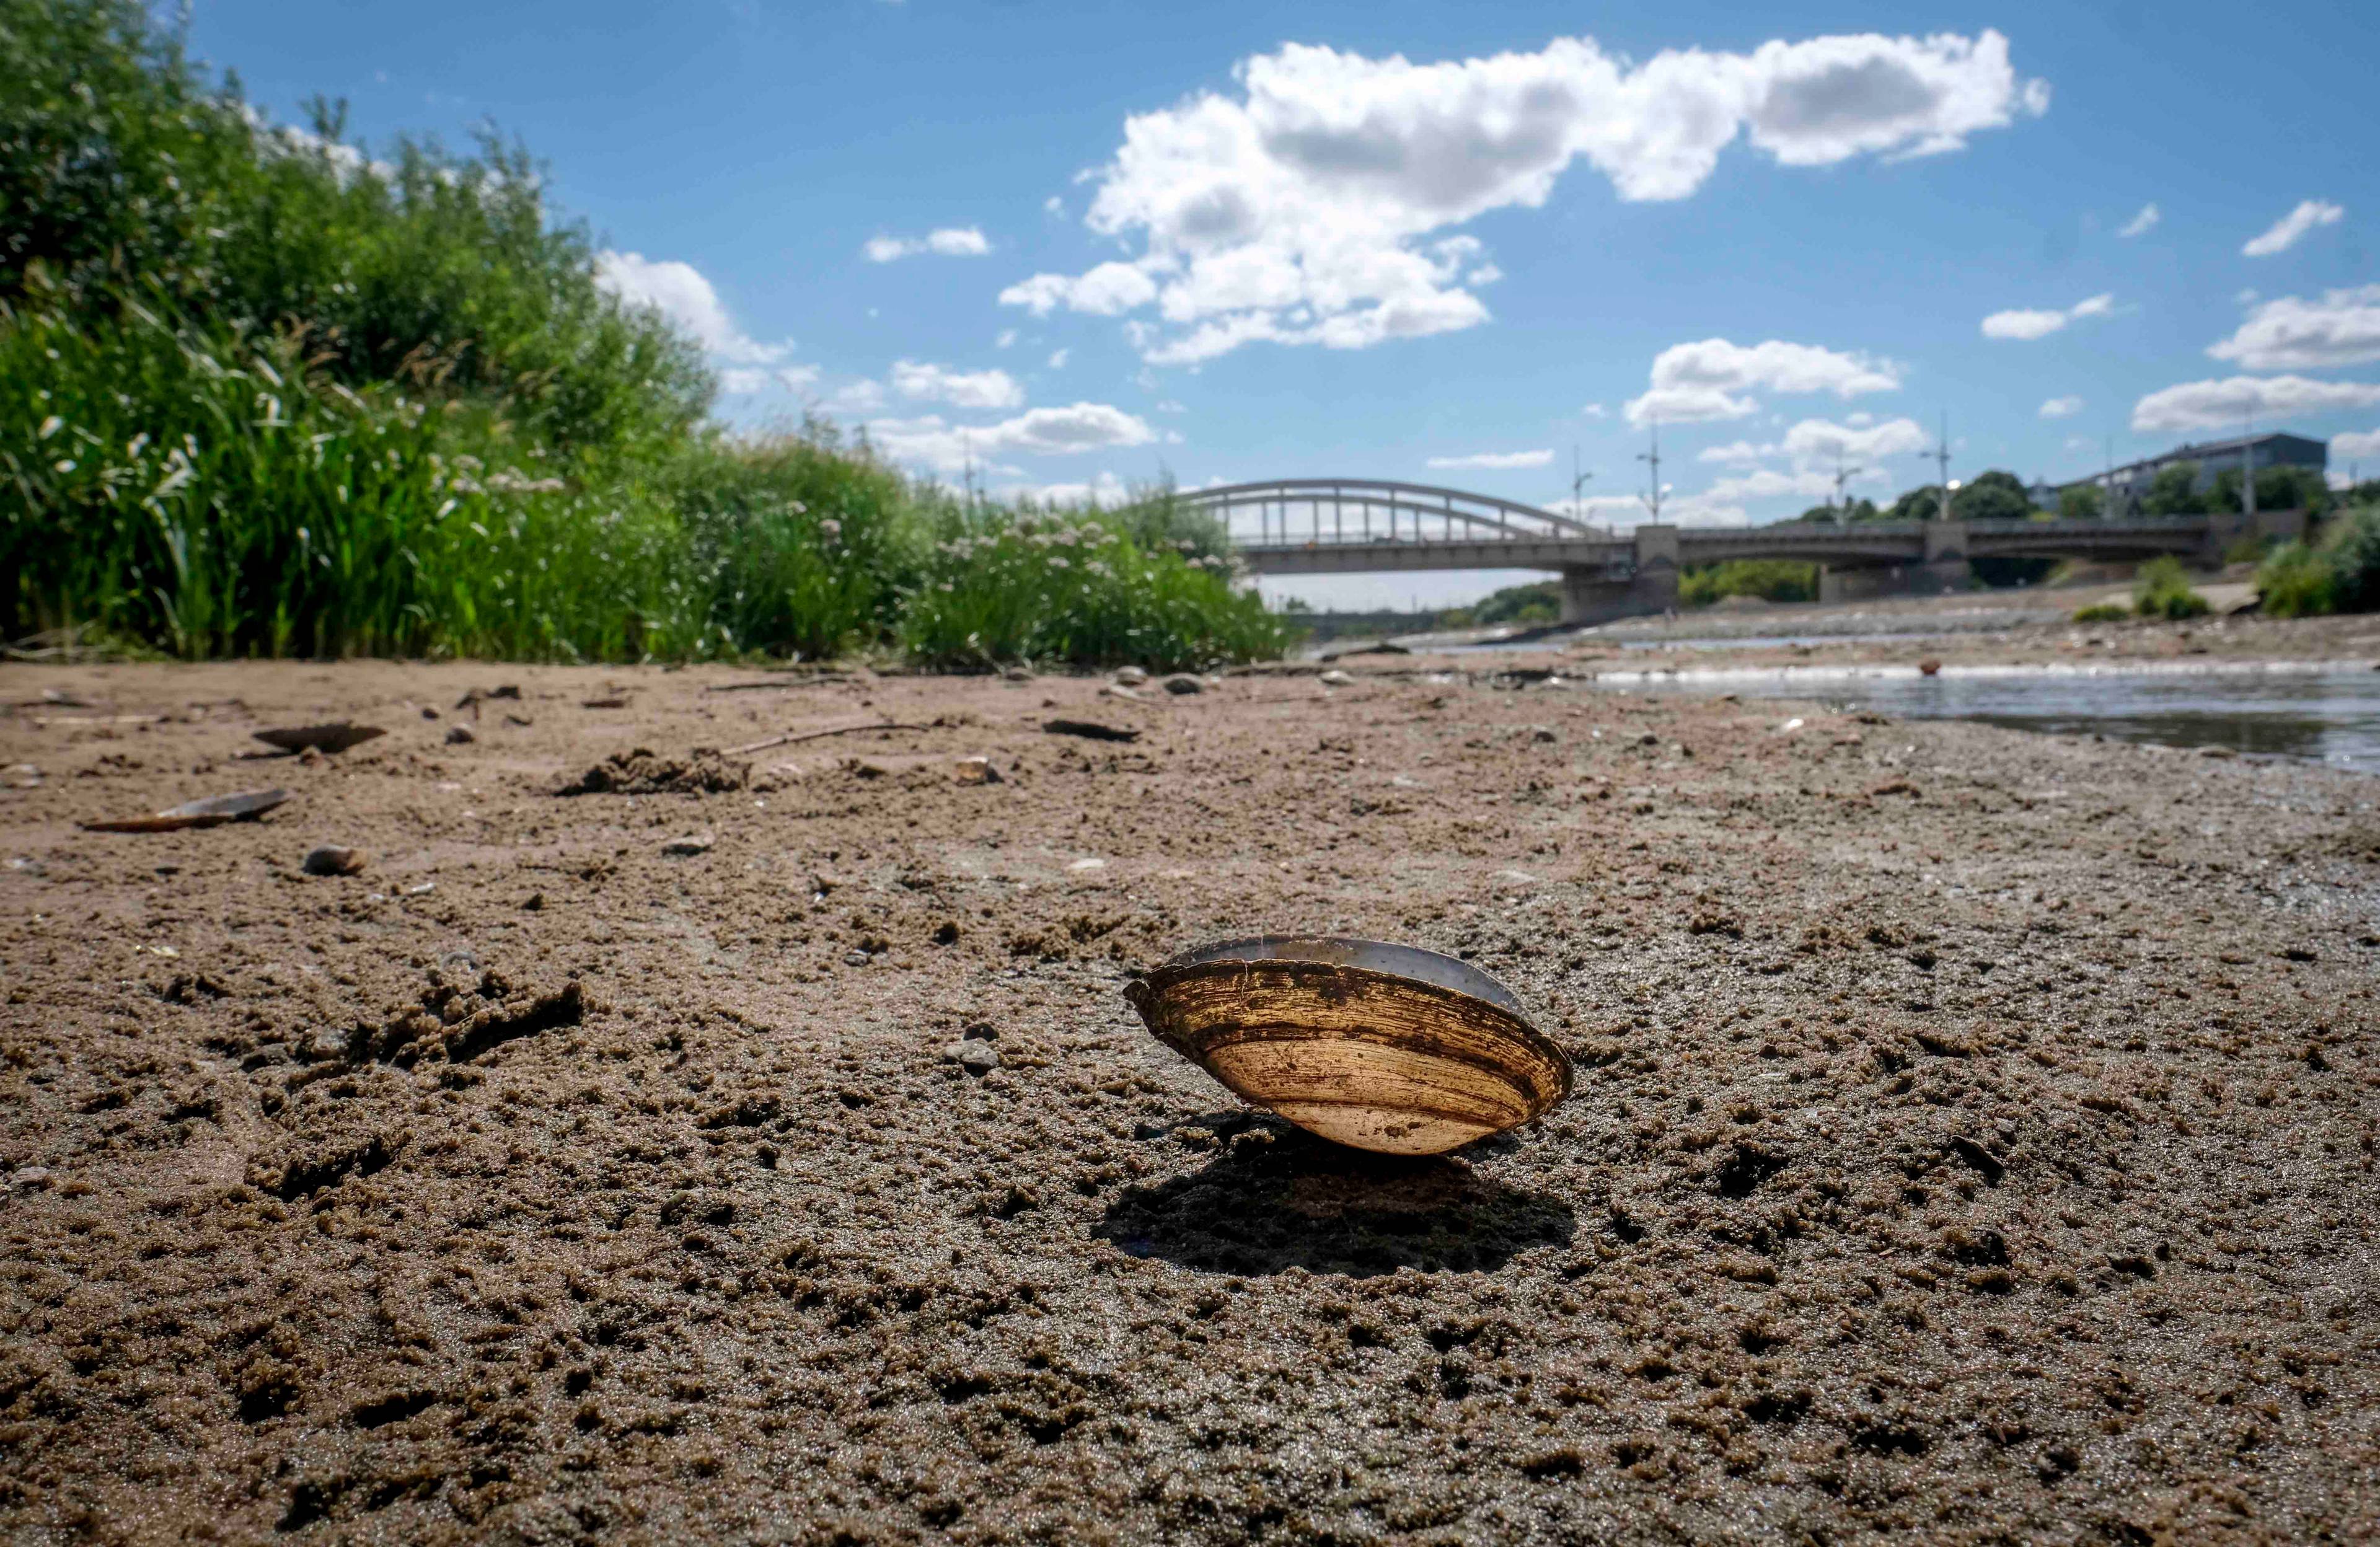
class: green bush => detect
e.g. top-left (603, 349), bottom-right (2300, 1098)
top-left (2254, 542), bottom-right (2336, 619)
top-left (1, 0), bottom-right (708, 452)
top-left (2071, 602), bottom-right (2130, 624)
top-left (2131, 556), bottom-right (2211, 620)
top-left (0, 0), bottom-right (1295, 671)
top-left (2320, 506), bottom-right (2380, 612)
top-left (2249, 509), bottom-right (2380, 619)
top-left (900, 512), bottom-right (1287, 672)
top-left (1679, 559), bottom-right (1818, 606)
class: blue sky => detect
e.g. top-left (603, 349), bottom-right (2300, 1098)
top-left (193, 1), bottom-right (2376, 607)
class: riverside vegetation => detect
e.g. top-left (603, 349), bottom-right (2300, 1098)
top-left (0, 0), bottom-right (1284, 670)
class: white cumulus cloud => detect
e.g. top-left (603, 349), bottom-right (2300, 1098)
top-left (721, 365), bottom-right (821, 395)
top-left (1626, 338), bottom-right (1899, 425)
top-left (1424, 449), bottom-right (1554, 470)
top-left (1701, 467), bottom-right (1842, 503)
top-left (890, 360), bottom-right (1026, 410)
top-left (864, 227), bottom-right (993, 262)
top-left (2117, 202), bottom-right (2159, 238)
top-left (1003, 30), bottom-right (2045, 363)
top-left (594, 250), bottom-right (790, 365)
top-left (2039, 395), bottom-right (2084, 418)
top-left (865, 402), bottom-right (1158, 473)
top-left (1779, 415), bottom-right (1928, 461)
top-left (2130, 374), bottom-right (2380, 433)
top-left (2207, 285), bottom-right (2380, 371)
top-left (2329, 428), bottom-right (2380, 461)
top-left (2242, 200), bottom-right (2343, 258)
top-left (1697, 440), bottom-right (1771, 465)
top-left (1980, 293), bottom-right (2113, 340)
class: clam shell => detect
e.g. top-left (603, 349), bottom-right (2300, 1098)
top-left (1126, 935), bottom-right (1571, 1156)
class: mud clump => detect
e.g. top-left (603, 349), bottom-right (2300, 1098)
top-left (555, 747), bottom-right (747, 796)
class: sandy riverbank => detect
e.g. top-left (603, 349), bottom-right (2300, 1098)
top-left (2, 659), bottom-right (2376, 1542)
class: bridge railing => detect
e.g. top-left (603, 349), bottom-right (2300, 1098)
top-left (1188, 478), bottom-right (1617, 550)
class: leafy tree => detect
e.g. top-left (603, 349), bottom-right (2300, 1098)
top-left (1468, 580), bottom-right (1561, 625)
top-left (2058, 483), bottom-right (2104, 521)
top-left (1950, 470), bottom-right (2035, 523)
top-left (1792, 498), bottom-right (1882, 524)
top-left (2141, 462), bottom-right (2206, 516)
top-left (1678, 560), bottom-right (1818, 606)
top-left (0, 0), bottom-right (711, 452)
top-left (1889, 486), bottom-right (1945, 522)
top-left (2259, 466), bottom-right (2330, 513)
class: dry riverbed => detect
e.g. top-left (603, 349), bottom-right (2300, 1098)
top-left (2, 658), bottom-right (2376, 1543)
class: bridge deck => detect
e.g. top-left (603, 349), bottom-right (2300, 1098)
top-left (1199, 480), bottom-right (2229, 575)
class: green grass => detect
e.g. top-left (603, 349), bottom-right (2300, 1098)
top-left (2131, 557), bottom-right (2211, 620)
top-left (2070, 602), bottom-right (2129, 624)
top-left (899, 509), bottom-right (1289, 672)
top-left (0, 0), bottom-right (1291, 671)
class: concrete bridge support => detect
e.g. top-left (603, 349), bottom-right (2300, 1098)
top-left (2199, 506), bottom-right (2308, 563)
top-left (1817, 519), bottom-right (1970, 604)
top-left (1559, 525), bottom-right (1680, 624)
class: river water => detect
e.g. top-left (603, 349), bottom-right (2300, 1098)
top-left (1584, 660), bottom-right (2380, 770)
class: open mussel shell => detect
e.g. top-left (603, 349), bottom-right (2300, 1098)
top-left (1125, 935), bottom-right (1572, 1157)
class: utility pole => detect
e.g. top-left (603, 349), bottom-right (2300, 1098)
top-left (1570, 445), bottom-right (1593, 517)
top-left (2242, 411), bottom-right (2256, 519)
top-left (1637, 420), bottom-right (1663, 523)
top-left (1832, 452), bottom-right (1864, 523)
top-left (1933, 411), bottom-right (1952, 522)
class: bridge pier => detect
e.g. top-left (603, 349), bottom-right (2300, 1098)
top-left (2199, 506), bottom-right (2309, 563)
top-left (1817, 519), bottom-right (1970, 604)
top-left (1559, 524), bottom-right (1679, 624)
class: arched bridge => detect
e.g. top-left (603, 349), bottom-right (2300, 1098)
top-left (1186, 478), bottom-right (2303, 624)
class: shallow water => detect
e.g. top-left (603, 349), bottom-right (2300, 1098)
top-left (1594, 661), bottom-right (2380, 768)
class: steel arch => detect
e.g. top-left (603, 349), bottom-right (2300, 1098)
top-left (1185, 478), bottom-right (1610, 547)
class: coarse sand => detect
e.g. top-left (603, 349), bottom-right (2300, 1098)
top-left (1, 656), bottom-right (2375, 1544)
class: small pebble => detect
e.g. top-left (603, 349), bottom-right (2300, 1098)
top-left (445, 725), bottom-right (475, 745)
top-left (1529, 725), bottom-right (1556, 744)
top-left (1161, 674), bottom-right (1203, 695)
top-left (301, 845), bottom-right (366, 876)
top-left (1319, 669), bottom-right (1354, 687)
top-left (844, 950), bottom-right (871, 967)
top-left (1114, 666), bottom-right (1149, 686)
top-left (661, 834), bottom-right (713, 857)
top-left (946, 1041), bottom-right (1002, 1074)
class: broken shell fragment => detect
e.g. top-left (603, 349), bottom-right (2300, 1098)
top-left (80, 788), bottom-right (292, 833)
top-left (1125, 936), bottom-right (1571, 1157)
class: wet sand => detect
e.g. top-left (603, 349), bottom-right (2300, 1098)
top-left (2, 658), bottom-right (2376, 1543)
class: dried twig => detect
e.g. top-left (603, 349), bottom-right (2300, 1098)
top-left (704, 676), bottom-right (853, 693)
top-left (728, 721), bottom-right (938, 756)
